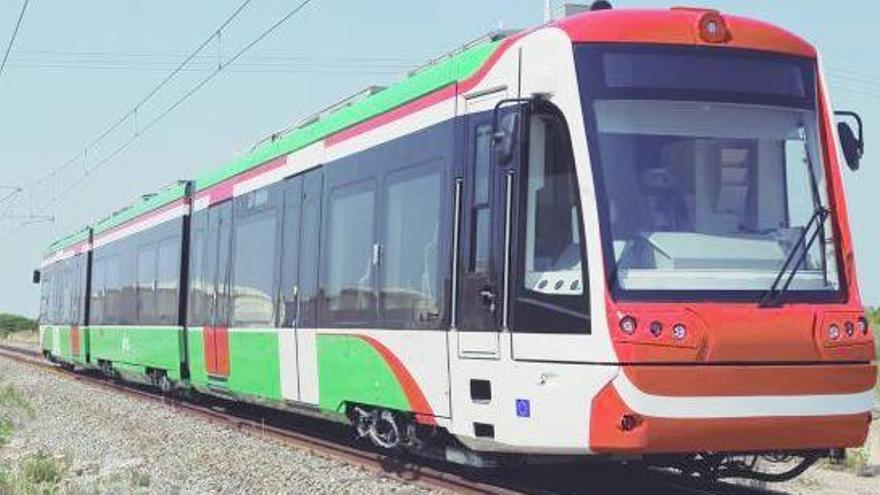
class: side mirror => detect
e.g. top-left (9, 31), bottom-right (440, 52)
top-left (32, 269), bottom-right (41, 284)
top-left (492, 112), bottom-right (521, 166)
top-left (835, 111), bottom-right (864, 171)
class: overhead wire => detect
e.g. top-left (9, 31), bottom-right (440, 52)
top-left (57, 0), bottom-right (319, 200)
top-left (0, 0), bottom-right (30, 78)
top-left (1, 0), bottom-right (319, 243)
top-left (2, 0), bottom-right (255, 213)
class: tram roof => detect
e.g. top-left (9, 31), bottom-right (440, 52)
top-left (46, 31), bottom-right (510, 257)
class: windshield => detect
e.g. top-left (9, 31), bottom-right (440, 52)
top-left (576, 45), bottom-right (841, 299)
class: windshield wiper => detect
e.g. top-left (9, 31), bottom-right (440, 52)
top-left (759, 207), bottom-right (829, 307)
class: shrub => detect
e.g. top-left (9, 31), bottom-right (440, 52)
top-left (0, 313), bottom-right (36, 337)
top-left (23, 453), bottom-right (65, 486)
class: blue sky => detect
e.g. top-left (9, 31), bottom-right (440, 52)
top-left (0, 1), bottom-right (877, 316)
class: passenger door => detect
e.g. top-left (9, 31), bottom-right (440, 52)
top-left (204, 200), bottom-right (232, 380)
top-left (278, 175), bottom-right (304, 402)
top-left (456, 92), bottom-right (510, 358)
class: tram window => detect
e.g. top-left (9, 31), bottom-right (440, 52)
top-left (156, 237), bottom-right (180, 324)
top-left (381, 162), bottom-right (443, 326)
top-left (90, 258), bottom-right (105, 324)
top-left (214, 201), bottom-right (234, 327)
top-left (136, 244), bottom-right (158, 324)
top-left (187, 210), bottom-right (209, 326)
top-left (297, 172), bottom-right (323, 328)
top-left (39, 267), bottom-right (52, 323)
top-left (514, 109), bottom-right (589, 333)
top-left (231, 188), bottom-right (280, 328)
top-left (56, 261), bottom-right (72, 324)
top-left (104, 254), bottom-right (122, 325)
top-left (325, 181), bottom-right (376, 324)
top-left (472, 125), bottom-right (493, 273)
top-left (74, 256), bottom-right (87, 325)
top-left (116, 243), bottom-right (136, 326)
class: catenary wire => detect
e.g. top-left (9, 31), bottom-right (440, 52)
top-left (0, 0), bottom-right (319, 243)
top-left (3, 0), bottom-right (254, 211)
top-left (0, 0), bottom-right (30, 78)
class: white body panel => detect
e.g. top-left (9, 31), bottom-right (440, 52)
top-left (278, 328), bottom-right (300, 402)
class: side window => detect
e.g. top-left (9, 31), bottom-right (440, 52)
top-left (471, 125), bottom-right (493, 273)
top-left (123, 242), bottom-right (139, 325)
top-left (156, 237), bottom-right (180, 325)
top-left (203, 201), bottom-right (234, 327)
top-left (137, 244), bottom-right (158, 324)
top-left (105, 254), bottom-right (122, 325)
top-left (90, 258), bottom-right (105, 325)
top-left (324, 180), bottom-right (376, 324)
top-left (76, 255), bottom-right (88, 325)
top-left (187, 209), bottom-right (209, 326)
top-left (298, 172), bottom-right (323, 328)
top-left (39, 266), bottom-right (52, 323)
top-left (381, 162), bottom-right (443, 326)
top-left (58, 261), bottom-right (72, 325)
top-left (514, 109), bottom-right (590, 333)
top-left (231, 187), bottom-right (280, 328)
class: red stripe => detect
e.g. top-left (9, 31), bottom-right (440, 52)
top-left (326, 34), bottom-right (522, 147)
top-left (324, 85), bottom-right (457, 146)
top-left (353, 335), bottom-right (436, 425)
top-left (93, 198), bottom-right (187, 243)
top-left (196, 155), bottom-right (287, 207)
top-left (197, 35), bottom-right (522, 200)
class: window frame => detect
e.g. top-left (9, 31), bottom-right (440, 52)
top-left (230, 186), bottom-right (282, 328)
top-left (511, 101), bottom-right (592, 334)
top-left (379, 158), bottom-right (447, 329)
top-left (321, 178), bottom-right (379, 326)
top-left (576, 43), bottom-right (846, 304)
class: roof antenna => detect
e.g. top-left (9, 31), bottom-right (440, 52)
top-left (544, 0), bottom-right (552, 23)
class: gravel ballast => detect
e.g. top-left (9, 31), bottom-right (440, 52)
top-left (0, 356), bottom-right (433, 494)
top-left (0, 351), bottom-right (876, 494)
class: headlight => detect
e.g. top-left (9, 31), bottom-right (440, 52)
top-left (828, 324), bottom-right (841, 341)
top-left (619, 316), bottom-right (637, 335)
top-left (672, 323), bottom-right (687, 341)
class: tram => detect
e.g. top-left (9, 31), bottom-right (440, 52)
top-left (35, 3), bottom-right (875, 481)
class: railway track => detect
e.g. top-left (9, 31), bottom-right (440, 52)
top-left (0, 343), bottom-right (781, 495)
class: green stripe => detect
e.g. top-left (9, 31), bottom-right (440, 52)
top-left (194, 38), bottom-right (503, 192)
top-left (89, 326), bottom-right (184, 380)
top-left (187, 327), bottom-right (282, 401)
top-left (316, 334), bottom-right (409, 414)
top-left (91, 182), bottom-right (187, 236)
top-left (48, 36), bottom-right (506, 252)
top-left (45, 228), bottom-right (89, 256)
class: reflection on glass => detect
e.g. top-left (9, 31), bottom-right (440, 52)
top-left (326, 185), bottom-right (375, 317)
top-left (382, 166), bottom-right (442, 323)
top-left (593, 99), bottom-right (838, 292)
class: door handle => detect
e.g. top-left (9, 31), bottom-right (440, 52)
top-left (478, 288), bottom-right (497, 312)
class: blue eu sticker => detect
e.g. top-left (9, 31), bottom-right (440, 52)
top-left (515, 399), bottom-right (531, 418)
